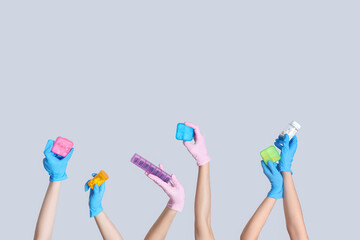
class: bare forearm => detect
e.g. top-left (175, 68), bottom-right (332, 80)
top-left (195, 163), bottom-right (214, 240)
top-left (34, 181), bottom-right (61, 240)
top-left (145, 207), bottom-right (177, 240)
top-left (94, 211), bottom-right (123, 240)
top-left (241, 197), bottom-right (276, 240)
top-left (195, 163), bottom-right (211, 223)
top-left (282, 172), bottom-right (309, 240)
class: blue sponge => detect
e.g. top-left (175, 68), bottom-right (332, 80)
top-left (176, 123), bottom-right (194, 141)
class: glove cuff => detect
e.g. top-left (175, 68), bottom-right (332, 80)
top-left (167, 200), bottom-right (184, 212)
top-left (268, 190), bottom-right (283, 199)
top-left (279, 168), bottom-right (293, 175)
top-left (268, 183), bottom-right (283, 199)
top-left (90, 206), bottom-right (103, 218)
top-left (196, 155), bottom-right (210, 166)
top-left (50, 173), bottom-right (68, 181)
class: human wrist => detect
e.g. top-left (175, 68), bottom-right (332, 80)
top-left (268, 192), bottom-right (282, 199)
top-left (90, 205), bottom-right (103, 218)
top-left (48, 181), bottom-right (62, 188)
top-left (94, 211), bottom-right (105, 220)
top-left (198, 162), bottom-right (210, 170)
top-left (167, 199), bottom-right (184, 212)
top-left (268, 187), bottom-right (283, 199)
top-left (279, 165), bottom-right (293, 174)
top-left (196, 154), bottom-right (210, 166)
top-left (49, 173), bottom-right (68, 181)
top-left (266, 196), bottom-right (279, 202)
top-left (165, 206), bottom-right (178, 215)
top-left (281, 171), bottom-right (292, 177)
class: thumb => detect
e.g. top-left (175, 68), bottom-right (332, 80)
top-left (267, 161), bottom-right (277, 173)
top-left (171, 174), bottom-right (181, 187)
top-left (148, 174), bottom-right (169, 190)
top-left (84, 180), bottom-right (90, 192)
top-left (159, 164), bottom-right (164, 171)
top-left (93, 184), bottom-right (100, 194)
top-left (44, 140), bottom-right (54, 155)
top-left (290, 135), bottom-right (297, 148)
top-left (63, 148), bottom-right (74, 162)
top-left (99, 182), bottom-right (106, 195)
top-left (283, 134), bottom-right (290, 147)
top-left (261, 160), bottom-right (270, 175)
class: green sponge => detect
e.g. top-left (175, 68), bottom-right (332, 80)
top-left (260, 146), bottom-right (280, 165)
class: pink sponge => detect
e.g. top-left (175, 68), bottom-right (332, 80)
top-left (51, 137), bottom-right (74, 157)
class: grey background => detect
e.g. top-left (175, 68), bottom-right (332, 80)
top-left (0, 1), bottom-right (359, 239)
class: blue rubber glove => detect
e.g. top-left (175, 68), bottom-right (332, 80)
top-left (43, 139), bottom-right (74, 181)
top-left (274, 134), bottom-right (298, 174)
top-left (261, 160), bottom-right (283, 199)
top-left (85, 173), bottom-right (105, 218)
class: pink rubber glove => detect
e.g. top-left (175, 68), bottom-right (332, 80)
top-left (146, 164), bottom-right (185, 212)
top-left (183, 122), bottom-right (211, 166)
